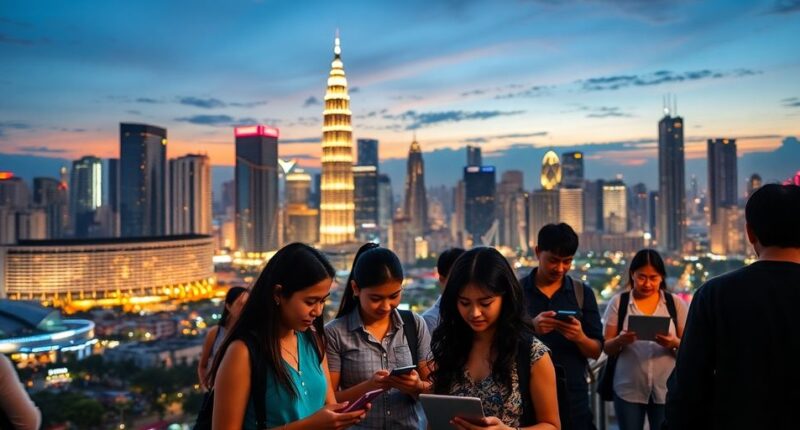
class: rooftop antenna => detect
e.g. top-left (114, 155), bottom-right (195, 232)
top-left (674, 94), bottom-right (678, 116)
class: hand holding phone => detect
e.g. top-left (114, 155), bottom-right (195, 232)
top-left (554, 309), bottom-right (580, 321)
top-left (339, 388), bottom-right (384, 413)
top-left (389, 365), bottom-right (417, 377)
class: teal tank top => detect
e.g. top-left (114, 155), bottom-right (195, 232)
top-left (243, 330), bottom-right (327, 429)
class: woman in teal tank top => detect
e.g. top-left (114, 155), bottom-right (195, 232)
top-left (207, 243), bottom-right (369, 430)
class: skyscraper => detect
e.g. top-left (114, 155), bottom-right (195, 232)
top-left (583, 179), bottom-right (604, 232)
top-left (353, 165), bottom-right (379, 240)
top-left (235, 125), bottom-right (279, 252)
top-left (628, 183), bottom-right (649, 233)
top-left (319, 33), bottom-right (355, 245)
top-left (602, 179), bottom-right (628, 234)
top-left (377, 174), bottom-right (393, 244)
top-left (540, 150), bottom-right (562, 191)
top-left (33, 177), bottom-right (68, 239)
top-left (120, 123), bottom-right (167, 237)
top-left (657, 111), bottom-right (686, 252)
top-left (707, 138), bottom-right (738, 224)
top-left (357, 138), bottom-right (379, 167)
top-left (70, 155), bottom-right (103, 237)
top-left (467, 145), bottom-right (482, 166)
top-left (561, 151), bottom-right (584, 188)
top-left (464, 166), bottom-right (496, 245)
top-left (497, 170), bottom-right (526, 248)
top-left (403, 137), bottom-right (427, 237)
top-left (559, 187), bottom-right (584, 234)
top-left (169, 154), bottom-right (212, 235)
top-left (285, 168), bottom-right (319, 245)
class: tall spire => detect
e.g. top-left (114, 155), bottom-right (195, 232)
top-left (319, 31), bottom-right (355, 245)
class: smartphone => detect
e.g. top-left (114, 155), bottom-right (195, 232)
top-left (554, 310), bottom-right (580, 321)
top-left (339, 388), bottom-right (384, 413)
top-left (389, 365), bottom-right (417, 376)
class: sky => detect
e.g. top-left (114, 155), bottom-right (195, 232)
top-left (1, 0), bottom-right (799, 192)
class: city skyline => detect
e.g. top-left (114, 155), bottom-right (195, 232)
top-left (1, 0), bottom-right (799, 188)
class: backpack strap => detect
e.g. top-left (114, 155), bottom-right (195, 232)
top-left (663, 292), bottom-right (679, 331)
top-left (241, 333), bottom-right (267, 429)
top-left (569, 276), bottom-right (585, 311)
top-left (516, 332), bottom-right (535, 426)
top-left (617, 292), bottom-right (630, 335)
top-left (399, 310), bottom-right (419, 366)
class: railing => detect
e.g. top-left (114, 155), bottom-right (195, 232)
top-left (589, 354), bottom-right (611, 430)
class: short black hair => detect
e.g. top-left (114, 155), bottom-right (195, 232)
top-left (537, 223), bottom-right (579, 257)
top-left (437, 247), bottom-right (466, 278)
top-left (745, 183), bottom-right (800, 248)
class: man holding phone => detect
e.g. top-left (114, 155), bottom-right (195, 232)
top-left (521, 223), bottom-right (604, 430)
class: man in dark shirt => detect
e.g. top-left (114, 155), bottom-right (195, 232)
top-left (665, 184), bottom-right (800, 429)
top-left (521, 223), bottom-right (604, 430)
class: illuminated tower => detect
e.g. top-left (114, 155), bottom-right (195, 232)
top-left (540, 150), bottom-right (562, 190)
top-left (403, 136), bottom-right (428, 237)
top-left (319, 32), bottom-right (355, 245)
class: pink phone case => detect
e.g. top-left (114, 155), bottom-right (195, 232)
top-left (340, 388), bottom-right (384, 413)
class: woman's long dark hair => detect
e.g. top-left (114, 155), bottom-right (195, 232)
top-left (207, 243), bottom-right (335, 397)
top-left (430, 247), bottom-right (533, 394)
top-left (627, 249), bottom-right (668, 290)
top-left (218, 286), bottom-right (248, 328)
top-left (336, 242), bottom-right (404, 318)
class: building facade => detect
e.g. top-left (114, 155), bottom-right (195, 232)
top-left (657, 113), bottom-right (686, 251)
top-left (170, 154), bottom-right (212, 235)
top-left (235, 125), bottom-right (279, 252)
top-left (120, 123), bottom-right (167, 238)
top-left (403, 138), bottom-right (428, 238)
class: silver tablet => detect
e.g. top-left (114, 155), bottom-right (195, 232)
top-left (419, 394), bottom-right (484, 429)
top-left (628, 315), bottom-right (670, 341)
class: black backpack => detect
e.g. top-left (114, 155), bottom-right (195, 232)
top-left (516, 332), bottom-right (573, 430)
top-left (193, 332), bottom-right (267, 430)
top-left (398, 310), bottom-right (420, 366)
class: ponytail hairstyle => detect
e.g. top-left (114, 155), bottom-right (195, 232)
top-left (207, 243), bottom-right (335, 397)
top-left (218, 286), bottom-right (248, 328)
top-left (336, 242), bottom-right (404, 318)
top-left (627, 249), bottom-right (668, 290)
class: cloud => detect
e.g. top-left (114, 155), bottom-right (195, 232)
top-left (782, 97), bottom-right (800, 108)
top-left (135, 97), bottom-right (163, 104)
top-left (350, 87), bottom-right (361, 93)
top-left (126, 110), bottom-right (142, 115)
top-left (17, 146), bottom-right (67, 154)
top-left (464, 137), bottom-right (488, 143)
top-left (356, 109), bottom-right (388, 119)
top-left (384, 110), bottom-right (525, 130)
top-left (282, 137), bottom-right (321, 144)
top-left (578, 69), bottom-right (761, 91)
top-left (178, 96), bottom-right (226, 109)
top-left (584, 106), bottom-right (634, 118)
top-left (303, 96), bottom-right (321, 107)
top-left (230, 100), bottom-right (268, 108)
top-left (0, 33), bottom-right (36, 45)
top-left (175, 115), bottom-right (258, 127)
top-left (462, 131), bottom-right (549, 144)
top-left (0, 121), bottom-right (32, 138)
top-left (495, 85), bottom-right (552, 99)
top-left (770, 0), bottom-right (800, 14)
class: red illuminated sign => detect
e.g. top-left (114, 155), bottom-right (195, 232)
top-left (234, 125), bottom-right (279, 138)
top-left (0, 172), bottom-right (14, 180)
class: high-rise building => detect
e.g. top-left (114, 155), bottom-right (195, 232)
top-left (529, 190), bottom-right (559, 246)
top-left (119, 123), bottom-right (167, 238)
top-left (498, 170), bottom-right (526, 248)
top-left (707, 138), bottom-right (738, 224)
top-left (540, 150), bottom-right (562, 191)
top-left (70, 156), bottom-right (103, 237)
top-left (357, 138), bottom-right (379, 167)
top-left (452, 180), bottom-right (466, 247)
top-left (284, 169), bottom-right (319, 245)
top-left (169, 154), bottom-right (212, 235)
top-left (648, 191), bottom-right (659, 236)
top-left (746, 173), bottom-right (762, 198)
top-left (377, 174), bottom-right (393, 244)
top-left (33, 177), bottom-right (68, 239)
top-left (0, 173), bottom-right (29, 209)
top-left (14, 209), bottom-right (47, 240)
top-left (464, 166), bottom-right (496, 245)
top-left (467, 145), bottom-right (482, 166)
top-left (390, 217), bottom-right (415, 266)
top-left (403, 138), bottom-right (427, 237)
top-left (235, 125), bottom-right (279, 252)
top-left (583, 179), bottom-right (604, 232)
top-left (287, 169), bottom-right (313, 206)
top-left (657, 111), bottom-right (686, 252)
top-left (353, 165), bottom-right (379, 240)
top-left (709, 205), bottom-right (745, 255)
top-left (559, 187), bottom-right (584, 234)
top-left (628, 183), bottom-right (649, 233)
top-left (319, 34), bottom-right (356, 245)
top-left (603, 180), bottom-right (628, 234)
top-left (561, 152), bottom-right (584, 188)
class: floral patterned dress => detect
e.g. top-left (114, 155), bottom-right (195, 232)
top-left (449, 338), bottom-right (550, 427)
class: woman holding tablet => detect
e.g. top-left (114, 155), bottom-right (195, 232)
top-left (602, 249), bottom-right (688, 430)
top-left (326, 243), bottom-right (432, 429)
top-left (430, 247), bottom-right (560, 430)
top-left (208, 243), bottom-right (368, 430)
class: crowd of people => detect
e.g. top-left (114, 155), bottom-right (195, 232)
top-left (0, 183), bottom-right (797, 430)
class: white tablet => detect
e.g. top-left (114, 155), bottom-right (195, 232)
top-left (628, 315), bottom-right (670, 341)
top-left (419, 394), bottom-right (484, 429)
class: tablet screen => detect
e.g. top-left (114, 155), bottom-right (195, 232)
top-left (419, 394), bottom-right (484, 429)
top-left (627, 315), bottom-right (670, 341)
